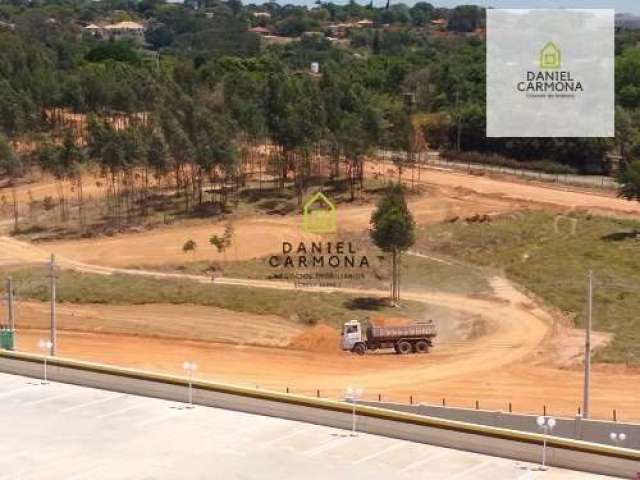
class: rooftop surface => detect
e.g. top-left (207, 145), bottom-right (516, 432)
top-left (0, 372), bottom-right (623, 479)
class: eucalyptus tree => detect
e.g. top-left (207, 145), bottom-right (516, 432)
top-left (0, 134), bottom-right (23, 231)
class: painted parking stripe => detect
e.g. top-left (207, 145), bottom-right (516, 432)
top-left (515, 469), bottom-right (543, 480)
top-left (303, 435), bottom-right (354, 456)
top-left (399, 450), bottom-right (452, 473)
top-left (0, 451), bottom-right (30, 466)
top-left (135, 410), bottom-right (185, 428)
top-left (447, 458), bottom-right (496, 480)
top-left (352, 442), bottom-right (404, 465)
top-left (95, 404), bottom-right (140, 419)
top-left (0, 386), bottom-right (35, 398)
top-left (259, 426), bottom-right (312, 448)
top-left (65, 463), bottom-right (105, 480)
top-left (60, 393), bottom-right (127, 413)
top-left (23, 391), bottom-right (76, 406)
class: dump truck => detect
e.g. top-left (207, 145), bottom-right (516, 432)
top-left (341, 319), bottom-right (436, 355)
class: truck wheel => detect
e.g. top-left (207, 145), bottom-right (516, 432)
top-left (397, 340), bottom-right (412, 355)
top-left (415, 340), bottom-right (430, 353)
top-left (353, 343), bottom-right (367, 355)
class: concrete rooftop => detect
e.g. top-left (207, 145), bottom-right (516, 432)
top-left (0, 372), bottom-right (623, 480)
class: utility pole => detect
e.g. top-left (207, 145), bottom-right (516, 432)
top-left (49, 254), bottom-right (56, 356)
top-left (582, 270), bottom-right (593, 419)
top-left (7, 277), bottom-right (14, 331)
top-left (455, 91), bottom-right (462, 153)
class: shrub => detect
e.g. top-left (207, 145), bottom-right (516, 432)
top-left (441, 151), bottom-right (578, 175)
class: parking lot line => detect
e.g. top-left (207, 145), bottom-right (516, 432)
top-left (0, 385), bottom-right (36, 398)
top-left (447, 458), bottom-right (496, 480)
top-left (23, 390), bottom-right (76, 406)
top-left (65, 463), bottom-right (105, 480)
top-left (259, 426), bottom-right (313, 448)
top-left (95, 404), bottom-right (140, 419)
top-left (399, 450), bottom-right (452, 473)
top-left (135, 409), bottom-right (185, 428)
top-left (352, 442), bottom-right (404, 465)
top-left (60, 393), bottom-right (128, 413)
top-left (303, 435), bottom-right (354, 456)
top-left (516, 469), bottom-right (543, 480)
top-left (0, 451), bottom-right (30, 466)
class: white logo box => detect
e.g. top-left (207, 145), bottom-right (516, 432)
top-left (486, 9), bottom-right (614, 138)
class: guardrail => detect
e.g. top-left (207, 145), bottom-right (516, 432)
top-left (1, 350), bottom-right (638, 478)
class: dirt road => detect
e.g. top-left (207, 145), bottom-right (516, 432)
top-left (9, 186), bottom-right (514, 267)
top-left (368, 162), bottom-right (640, 217)
top-left (2, 168), bottom-right (640, 420)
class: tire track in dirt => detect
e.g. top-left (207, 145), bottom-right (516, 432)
top-left (0, 235), bottom-right (550, 384)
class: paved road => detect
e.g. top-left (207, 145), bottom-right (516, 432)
top-left (0, 372), bottom-right (623, 480)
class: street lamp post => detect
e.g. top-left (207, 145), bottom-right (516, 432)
top-left (536, 416), bottom-right (556, 471)
top-left (609, 432), bottom-right (627, 447)
top-left (345, 387), bottom-right (363, 436)
top-left (182, 361), bottom-right (198, 408)
top-left (38, 339), bottom-right (53, 384)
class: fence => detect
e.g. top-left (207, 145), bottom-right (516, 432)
top-left (376, 149), bottom-right (619, 190)
top-left (1, 349), bottom-right (638, 478)
top-left (360, 401), bottom-right (640, 450)
top-left (425, 154), bottom-right (619, 189)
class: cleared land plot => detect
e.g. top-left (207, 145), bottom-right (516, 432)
top-left (0, 265), bottom-right (428, 327)
top-left (418, 211), bottom-right (640, 363)
top-left (0, 372), bottom-right (622, 480)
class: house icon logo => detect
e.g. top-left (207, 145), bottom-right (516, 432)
top-left (540, 42), bottom-right (561, 69)
top-left (302, 192), bottom-right (337, 234)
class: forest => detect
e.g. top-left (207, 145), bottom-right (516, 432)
top-left (1, 0), bottom-right (640, 230)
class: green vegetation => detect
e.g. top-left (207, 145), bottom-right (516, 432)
top-left (370, 184), bottom-right (416, 302)
top-left (128, 246), bottom-right (491, 296)
top-left (418, 211), bottom-right (640, 363)
top-left (0, 265), bottom-right (426, 327)
top-left (1, 1), bottom-right (640, 237)
top-left (618, 160), bottom-right (640, 201)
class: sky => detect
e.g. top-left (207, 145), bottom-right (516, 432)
top-left (249, 1), bottom-right (640, 15)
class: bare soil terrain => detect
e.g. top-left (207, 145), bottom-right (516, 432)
top-left (12, 301), bottom-right (302, 348)
top-left (14, 185), bottom-right (514, 267)
top-left (2, 166), bottom-right (640, 420)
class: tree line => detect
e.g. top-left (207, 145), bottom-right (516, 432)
top-left (2, 0), bottom-right (640, 232)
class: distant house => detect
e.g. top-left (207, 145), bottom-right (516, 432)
top-left (85, 21), bottom-right (146, 42)
top-left (430, 18), bottom-right (448, 29)
top-left (85, 24), bottom-right (102, 34)
top-left (356, 19), bottom-right (374, 28)
top-left (326, 23), bottom-right (352, 39)
top-left (471, 27), bottom-right (486, 39)
top-left (248, 26), bottom-right (272, 36)
top-left (0, 20), bottom-right (15, 31)
top-left (301, 31), bottom-right (325, 40)
top-left (253, 12), bottom-right (271, 19)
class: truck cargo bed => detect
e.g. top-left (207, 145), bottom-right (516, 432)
top-left (367, 324), bottom-right (436, 340)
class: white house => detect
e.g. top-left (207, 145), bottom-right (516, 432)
top-left (85, 21), bottom-right (146, 42)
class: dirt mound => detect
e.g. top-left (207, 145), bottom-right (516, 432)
top-left (288, 324), bottom-right (340, 353)
top-left (370, 316), bottom-right (414, 327)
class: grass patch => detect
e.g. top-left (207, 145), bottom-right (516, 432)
top-left (417, 211), bottom-right (640, 363)
top-left (128, 243), bottom-right (491, 296)
top-left (0, 265), bottom-right (427, 328)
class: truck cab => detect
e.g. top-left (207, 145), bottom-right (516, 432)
top-left (341, 320), bottom-right (363, 352)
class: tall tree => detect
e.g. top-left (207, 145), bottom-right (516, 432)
top-left (618, 161), bottom-right (640, 202)
top-left (370, 183), bottom-right (415, 303)
top-left (0, 134), bottom-right (23, 231)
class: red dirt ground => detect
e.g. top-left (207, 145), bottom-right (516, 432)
top-left (2, 166), bottom-right (640, 421)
